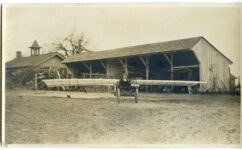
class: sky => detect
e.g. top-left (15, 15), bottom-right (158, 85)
top-left (2, 4), bottom-right (240, 76)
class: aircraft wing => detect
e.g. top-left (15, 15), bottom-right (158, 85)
top-left (131, 80), bottom-right (206, 86)
top-left (42, 79), bottom-right (119, 88)
top-left (43, 78), bottom-right (206, 88)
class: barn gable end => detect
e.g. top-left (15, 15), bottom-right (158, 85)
top-left (191, 38), bottom-right (231, 91)
top-left (38, 55), bottom-right (67, 69)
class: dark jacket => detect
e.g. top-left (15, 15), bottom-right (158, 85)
top-left (118, 79), bottom-right (132, 91)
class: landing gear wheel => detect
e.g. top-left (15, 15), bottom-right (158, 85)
top-left (135, 88), bottom-right (139, 103)
top-left (117, 88), bottom-right (120, 104)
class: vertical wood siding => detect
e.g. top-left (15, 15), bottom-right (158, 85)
top-left (39, 56), bottom-right (70, 77)
top-left (192, 39), bottom-right (231, 91)
top-left (107, 59), bottom-right (123, 79)
top-left (39, 56), bottom-right (67, 68)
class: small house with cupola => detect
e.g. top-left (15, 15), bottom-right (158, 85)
top-left (6, 40), bottom-right (67, 87)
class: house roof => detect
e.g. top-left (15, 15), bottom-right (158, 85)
top-left (6, 52), bottom-right (64, 69)
top-left (29, 40), bottom-right (41, 49)
top-left (63, 37), bottom-right (202, 63)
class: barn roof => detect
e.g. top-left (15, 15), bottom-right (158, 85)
top-left (6, 52), bottom-right (64, 69)
top-left (63, 36), bottom-right (232, 64)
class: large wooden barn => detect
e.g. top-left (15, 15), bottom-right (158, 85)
top-left (63, 36), bottom-right (233, 92)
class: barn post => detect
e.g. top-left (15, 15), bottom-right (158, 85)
top-left (124, 59), bottom-right (128, 75)
top-left (163, 53), bottom-right (174, 90)
top-left (145, 56), bottom-right (150, 92)
top-left (100, 60), bottom-right (110, 92)
top-left (66, 64), bottom-right (75, 79)
top-left (83, 62), bottom-right (92, 78)
top-left (119, 58), bottom-right (128, 75)
top-left (139, 56), bottom-right (150, 92)
top-left (170, 53), bottom-right (174, 80)
top-left (100, 60), bottom-right (108, 78)
top-left (145, 56), bottom-right (150, 80)
top-left (170, 53), bottom-right (174, 90)
top-left (163, 53), bottom-right (174, 80)
top-left (89, 63), bottom-right (92, 78)
top-left (34, 73), bottom-right (38, 90)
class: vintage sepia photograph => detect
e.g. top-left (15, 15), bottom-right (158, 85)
top-left (2, 4), bottom-right (241, 146)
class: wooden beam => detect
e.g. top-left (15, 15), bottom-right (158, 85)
top-left (100, 61), bottom-right (107, 70)
top-left (119, 58), bottom-right (128, 74)
top-left (139, 56), bottom-right (149, 76)
top-left (83, 62), bottom-right (90, 71)
top-left (173, 65), bottom-right (199, 70)
top-left (163, 53), bottom-right (174, 80)
top-left (119, 59), bottom-right (125, 67)
top-left (83, 62), bottom-right (92, 78)
top-left (163, 52), bottom-right (174, 90)
top-left (163, 53), bottom-right (172, 65)
top-left (139, 56), bottom-right (150, 92)
top-left (139, 56), bottom-right (147, 67)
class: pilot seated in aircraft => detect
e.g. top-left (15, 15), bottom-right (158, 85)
top-left (117, 73), bottom-right (134, 96)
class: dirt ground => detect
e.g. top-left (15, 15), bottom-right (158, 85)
top-left (5, 89), bottom-right (241, 146)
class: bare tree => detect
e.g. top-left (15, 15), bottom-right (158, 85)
top-left (51, 32), bottom-right (90, 57)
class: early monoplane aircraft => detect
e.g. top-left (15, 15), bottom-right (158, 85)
top-left (42, 75), bottom-right (206, 103)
